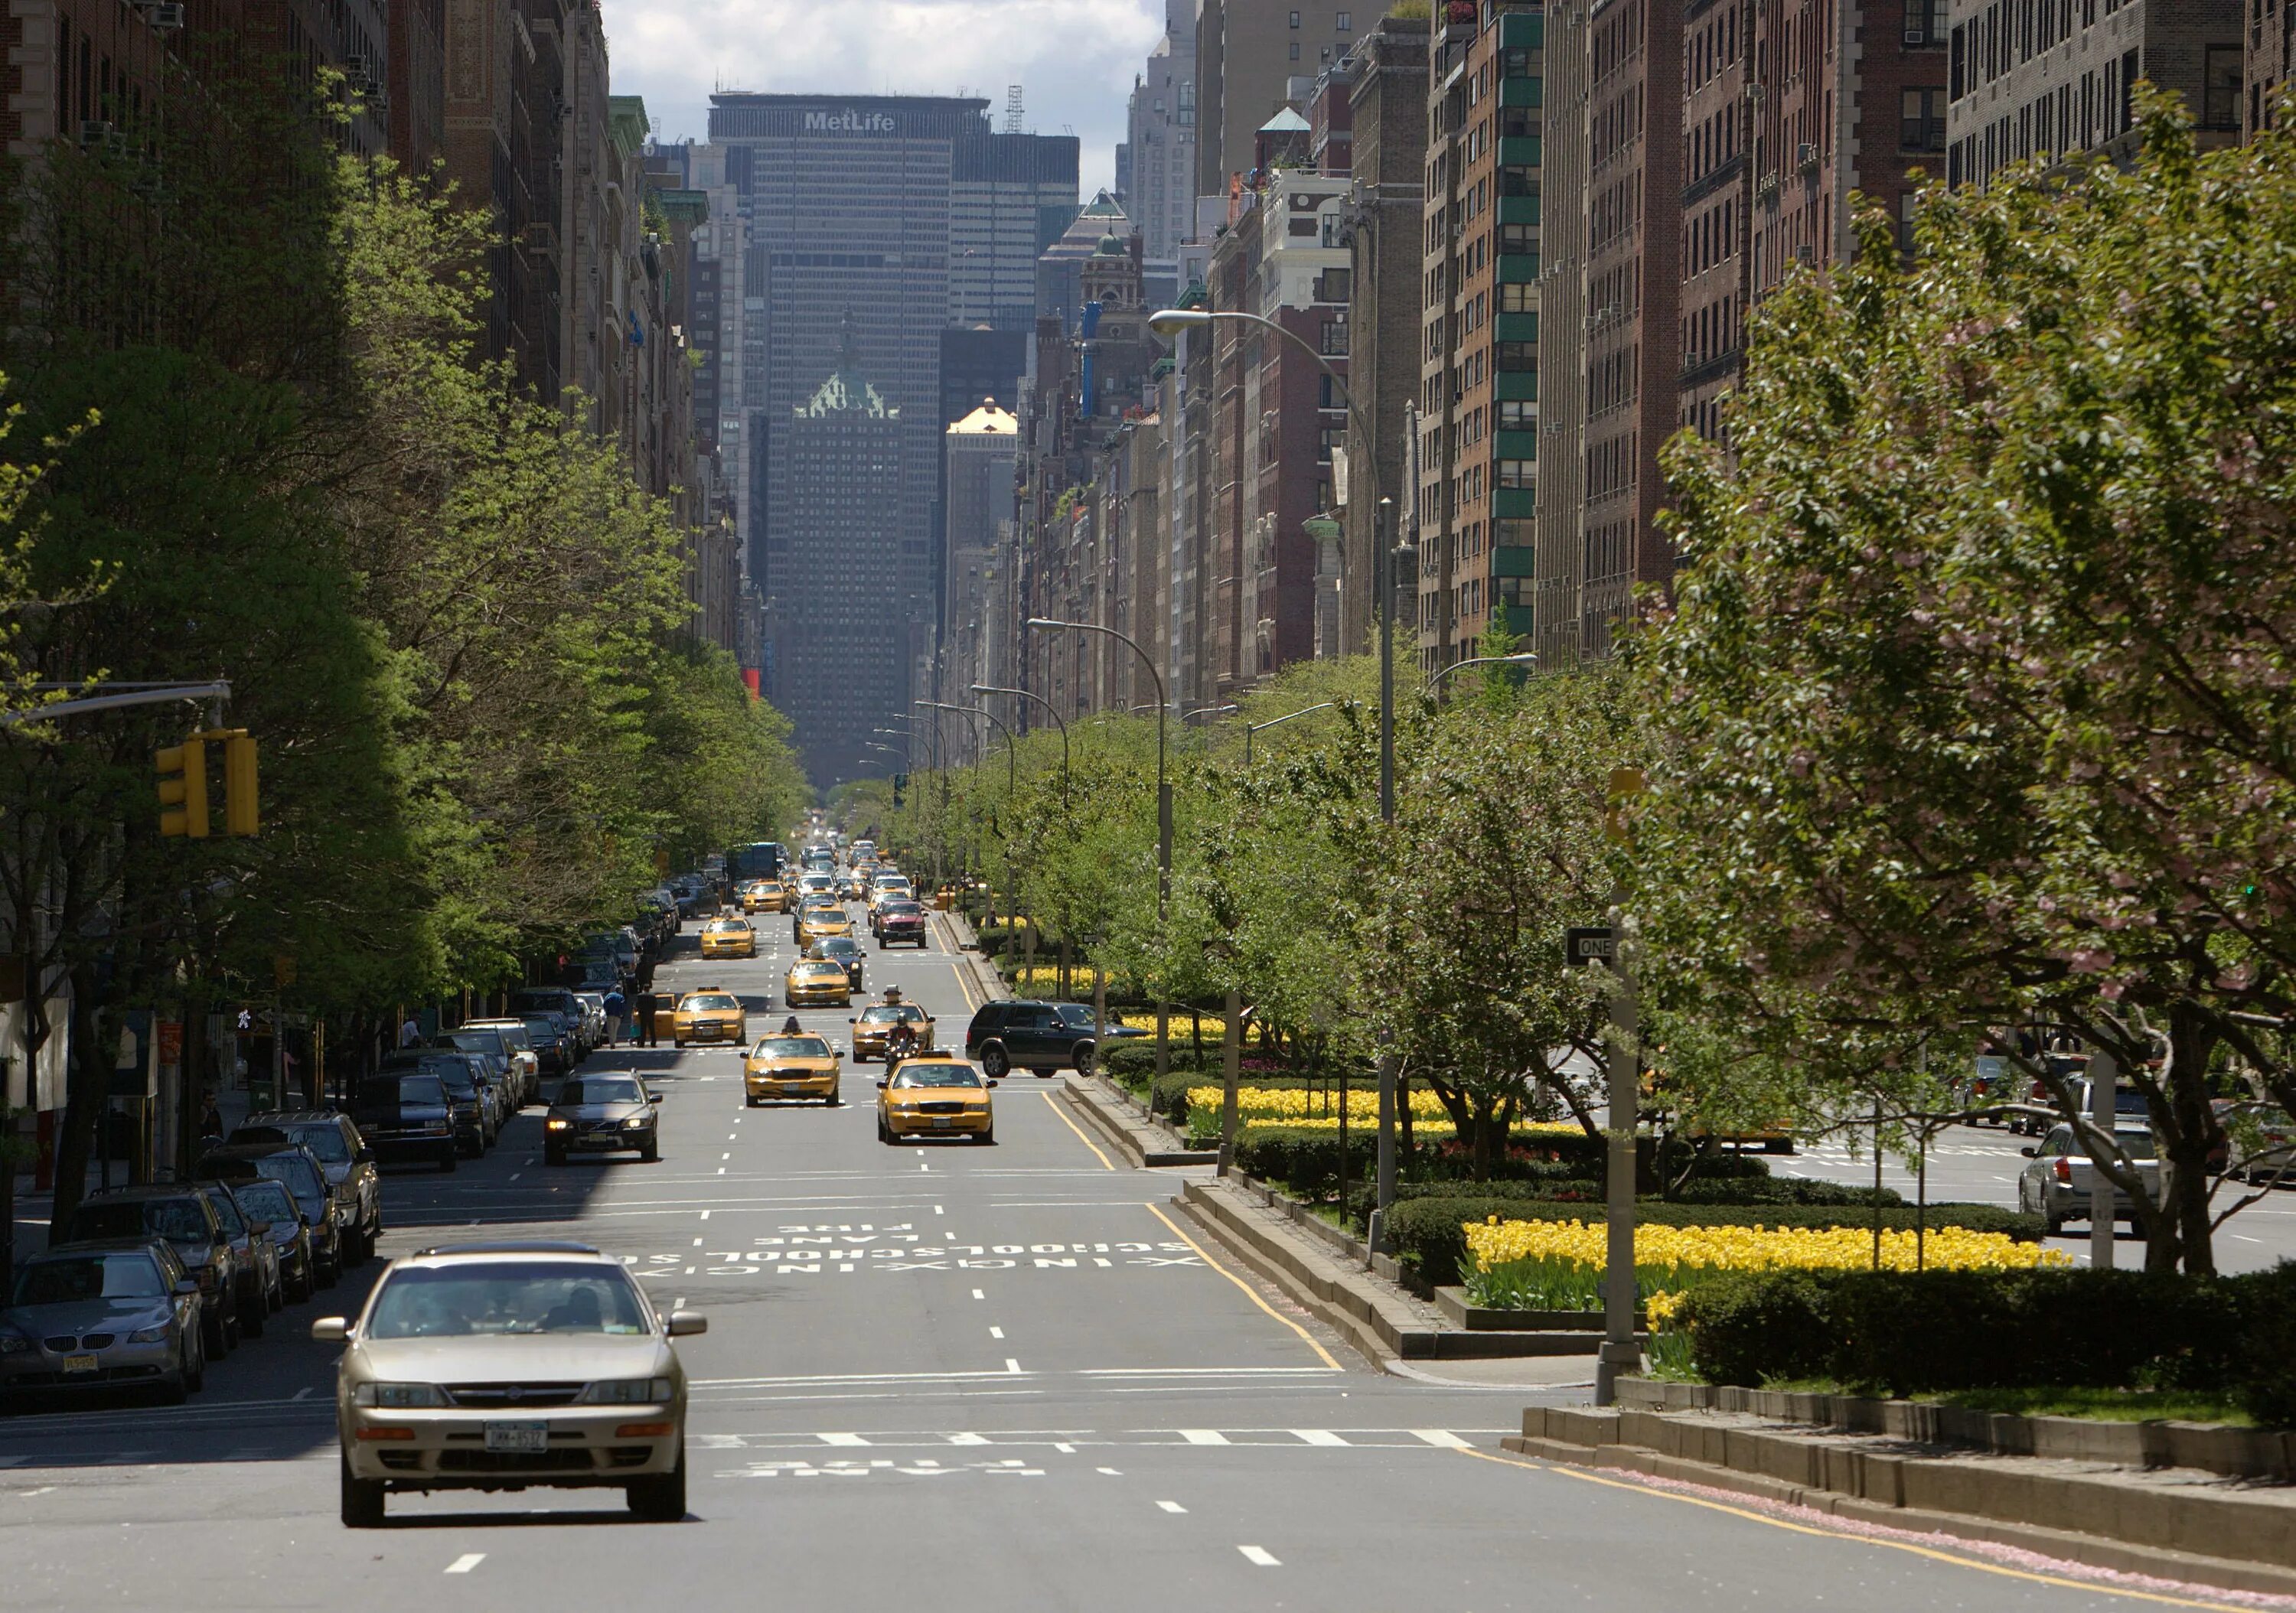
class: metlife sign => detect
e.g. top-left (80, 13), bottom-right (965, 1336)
top-left (804, 110), bottom-right (897, 135)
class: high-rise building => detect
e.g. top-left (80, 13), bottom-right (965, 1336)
top-left (384, 0), bottom-right (445, 171)
top-left (940, 399), bottom-right (1020, 709)
top-left (1198, 0), bottom-right (1368, 198)
top-left (779, 321), bottom-right (906, 783)
top-left (703, 93), bottom-right (1075, 780)
top-left (1533, 0), bottom-right (1590, 667)
top-left (1127, 0), bottom-right (1202, 269)
top-left (1946, 0), bottom-right (2241, 187)
top-left (2249, 0), bottom-right (2291, 135)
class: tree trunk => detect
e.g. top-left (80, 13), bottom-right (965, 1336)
top-left (49, 960), bottom-right (112, 1232)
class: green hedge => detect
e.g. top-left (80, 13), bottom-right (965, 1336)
top-left (1680, 1266), bottom-right (2296, 1422)
top-left (1387, 1198), bottom-right (2045, 1292)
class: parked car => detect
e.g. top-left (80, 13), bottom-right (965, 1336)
top-left (544, 1073), bottom-right (660, 1166)
top-left (571, 991), bottom-right (609, 1049)
top-left (200, 1179), bottom-right (281, 1334)
top-left (318, 1240), bottom-right (703, 1526)
top-left (964, 999), bottom-right (1128, 1078)
top-left (53, 1187), bottom-right (243, 1357)
top-left (513, 990), bottom-right (592, 1058)
top-left (512, 1011), bottom-right (579, 1078)
top-left (451, 1023), bottom-right (540, 1106)
top-left (234, 1109), bottom-right (382, 1261)
top-left (2210, 1100), bottom-right (2296, 1184)
top-left (214, 1175), bottom-right (318, 1303)
top-left (2, 1239), bottom-right (206, 1404)
top-left (379, 1051), bottom-right (492, 1155)
top-left (351, 1071), bottom-right (461, 1172)
top-left (2017, 1123), bottom-right (2164, 1233)
top-left (199, 1142), bottom-right (344, 1288)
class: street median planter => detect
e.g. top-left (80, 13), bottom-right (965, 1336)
top-left (1433, 1288), bottom-right (1645, 1332)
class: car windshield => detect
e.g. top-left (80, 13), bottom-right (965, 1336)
top-left (13, 1253), bottom-right (167, 1305)
top-left (366, 1262), bottom-right (651, 1338)
top-left (72, 1199), bottom-right (209, 1243)
top-left (441, 1031), bottom-right (506, 1057)
top-left (683, 994), bottom-right (739, 1012)
top-left (360, 1076), bottom-right (448, 1108)
top-left (252, 1155), bottom-right (326, 1202)
top-left (892, 1066), bottom-right (982, 1089)
top-left (235, 1122), bottom-right (351, 1163)
top-left (384, 1057), bottom-right (475, 1096)
top-left (883, 902), bottom-right (921, 917)
top-left (2107, 1131), bottom-right (2159, 1160)
top-left (756, 1037), bottom-right (831, 1057)
top-left (813, 940), bottom-right (857, 956)
top-left (861, 1005), bottom-right (927, 1025)
top-left (232, 1181), bottom-right (298, 1224)
top-left (560, 1077), bottom-right (645, 1106)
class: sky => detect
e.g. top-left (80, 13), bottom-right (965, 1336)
top-left (602, 0), bottom-right (1169, 197)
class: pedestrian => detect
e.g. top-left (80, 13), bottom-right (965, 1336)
top-left (398, 1012), bottom-right (421, 1048)
top-left (781, 1015), bottom-right (801, 1035)
top-left (635, 989), bottom-right (660, 1048)
top-left (602, 983), bottom-right (628, 1047)
top-left (199, 1090), bottom-right (223, 1143)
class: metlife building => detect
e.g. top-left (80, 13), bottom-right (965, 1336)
top-left (706, 93), bottom-right (1077, 784)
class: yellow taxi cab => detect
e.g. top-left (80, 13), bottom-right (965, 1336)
top-left (876, 1055), bottom-right (995, 1144)
top-left (850, 1002), bottom-right (934, 1062)
top-left (844, 865), bottom-right (875, 899)
top-left (743, 1031), bottom-right (842, 1106)
top-left (796, 904), bottom-right (853, 949)
top-left (784, 957), bottom-right (852, 1009)
top-left (673, 988), bottom-right (748, 1048)
top-left (700, 916), bottom-right (758, 959)
top-left (742, 878), bottom-right (786, 914)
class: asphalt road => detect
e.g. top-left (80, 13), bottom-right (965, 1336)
top-left (0, 901), bottom-right (2269, 1610)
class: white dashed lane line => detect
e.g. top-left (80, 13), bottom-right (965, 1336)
top-left (445, 1554), bottom-right (485, 1575)
top-left (1238, 1547), bottom-right (1280, 1567)
top-left (1156, 1501), bottom-right (1186, 1514)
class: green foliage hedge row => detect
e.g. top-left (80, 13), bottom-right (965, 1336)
top-left (1678, 1266), bottom-right (2296, 1424)
top-left (1387, 1199), bottom-right (2044, 1291)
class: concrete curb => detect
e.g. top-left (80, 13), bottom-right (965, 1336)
top-left (1505, 1406), bottom-right (2296, 1598)
top-left (1171, 1178), bottom-right (1617, 1363)
top-left (931, 910), bottom-right (1007, 1007)
top-left (1059, 1072), bottom-right (1217, 1168)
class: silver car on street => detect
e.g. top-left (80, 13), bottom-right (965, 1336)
top-left (1, 1240), bottom-right (207, 1404)
top-left (316, 1241), bottom-right (704, 1527)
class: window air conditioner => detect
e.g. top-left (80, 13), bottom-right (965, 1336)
top-left (1903, 27), bottom-right (1926, 44)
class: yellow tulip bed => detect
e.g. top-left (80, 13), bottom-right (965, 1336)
top-left (1186, 1086), bottom-right (1452, 1123)
top-left (1461, 1216), bottom-right (2069, 1313)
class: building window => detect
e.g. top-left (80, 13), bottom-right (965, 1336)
top-left (1906, 0), bottom-right (1947, 41)
top-left (1290, 41), bottom-right (1302, 60)
top-left (1901, 87), bottom-right (1947, 150)
top-left (1319, 426), bottom-right (1345, 463)
top-left (1499, 458), bottom-right (1535, 488)
top-left (2202, 46), bottom-right (2242, 130)
top-left (1500, 282), bottom-right (1535, 313)
top-left (1337, 9), bottom-right (1353, 28)
top-left (1499, 399), bottom-right (1535, 428)
top-left (1319, 318), bottom-right (1349, 355)
top-left (1495, 341), bottom-right (1538, 373)
top-left (1290, 8), bottom-right (1302, 24)
top-left (1500, 223), bottom-right (1538, 254)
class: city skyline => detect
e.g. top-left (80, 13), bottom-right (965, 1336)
top-left (605, 0), bottom-right (1159, 194)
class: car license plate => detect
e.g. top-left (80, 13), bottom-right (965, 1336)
top-left (485, 1421), bottom-right (550, 1452)
top-left (932, 1116), bottom-right (954, 1129)
top-left (60, 1354), bottom-right (99, 1373)
top-left (783, 1083), bottom-right (807, 1097)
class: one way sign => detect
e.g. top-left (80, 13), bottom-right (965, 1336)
top-left (1564, 927), bottom-right (1616, 968)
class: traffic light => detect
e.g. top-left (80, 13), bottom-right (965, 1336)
top-left (155, 739), bottom-right (210, 838)
top-left (222, 732), bottom-right (259, 836)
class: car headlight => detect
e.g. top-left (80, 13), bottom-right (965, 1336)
top-left (579, 1377), bottom-right (673, 1404)
top-left (354, 1383), bottom-right (447, 1408)
top-left (546, 1117), bottom-right (572, 1130)
top-left (0, 1331), bottom-right (32, 1354)
top-left (128, 1321), bottom-right (172, 1344)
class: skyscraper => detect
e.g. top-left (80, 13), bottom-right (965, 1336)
top-left (703, 93), bottom-right (1076, 783)
top-left (779, 319), bottom-right (906, 784)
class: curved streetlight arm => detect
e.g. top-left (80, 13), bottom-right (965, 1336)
top-left (1428, 653), bottom-right (1540, 696)
top-left (1243, 700), bottom-right (1336, 765)
top-left (972, 683), bottom-right (1070, 794)
top-left (924, 701), bottom-right (1016, 797)
top-left (1150, 308), bottom-right (1375, 510)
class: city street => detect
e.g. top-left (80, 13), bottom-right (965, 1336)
top-left (0, 908), bottom-right (2267, 1611)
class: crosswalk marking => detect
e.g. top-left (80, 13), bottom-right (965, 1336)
top-left (1290, 1429), bottom-right (1349, 1446)
top-left (1412, 1429), bottom-right (1472, 1448)
top-left (1179, 1429), bottom-right (1230, 1445)
top-left (818, 1432), bottom-right (869, 1446)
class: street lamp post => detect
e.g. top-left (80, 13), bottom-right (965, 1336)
top-left (1372, 497), bottom-right (1414, 1249)
top-left (1243, 701), bottom-right (1335, 766)
top-left (1026, 618), bottom-right (1172, 1085)
top-left (971, 683), bottom-right (1069, 792)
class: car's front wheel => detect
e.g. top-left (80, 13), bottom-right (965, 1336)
top-left (980, 1044), bottom-right (1010, 1080)
top-left (341, 1451), bottom-right (386, 1528)
top-left (627, 1448), bottom-right (687, 1521)
top-left (1070, 1041), bottom-right (1097, 1077)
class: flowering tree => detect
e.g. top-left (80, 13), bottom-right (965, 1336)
top-left (1633, 93), bottom-right (2296, 1271)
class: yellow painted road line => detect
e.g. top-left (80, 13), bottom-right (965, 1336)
top-left (1042, 1090), bottom-right (1116, 1171)
top-left (1455, 1446), bottom-right (2253, 1611)
top-left (1143, 1201), bottom-right (1343, 1372)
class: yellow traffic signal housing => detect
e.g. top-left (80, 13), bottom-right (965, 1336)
top-left (222, 733), bottom-right (259, 836)
top-left (156, 739), bottom-right (210, 838)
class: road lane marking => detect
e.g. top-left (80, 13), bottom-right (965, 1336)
top-left (972, 1289), bottom-right (984, 1299)
top-left (445, 1555), bottom-right (485, 1574)
top-left (1006, 1358), bottom-right (1022, 1373)
top-left (1179, 1429), bottom-right (1230, 1445)
top-left (1156, 1500), bottom-right (1187, 1513)
top-left (1413, 1429), bottom-right (1472, 1448)
top-left (936, 1205), bottom-right (944, 1214)
top-left (1098, 1467), bottom-right (1122, 1475)
top-left (819, 1432), bottom-right (869, 1446)
top-left (292, 1387), bottom-right (314, 1400)
top-left (1238, 1546), bottom-right (1280, 1566)
top-left (1454, 1448), bottom-right (2241, 1610)
top-left (1293, 1429), bottom-right (1349, 1446)
top-left (948, 1432), bottom-right (990, 1445)
top-left (1043, 1090), bottom-right (1116, 1170)
top-left (693, 1237), bottom-right (703, 1246)
top-left (700, 1210), bottom-right (711, 1219)
top-left (1142, 1202), bottom-right (1342, 1371)
top-left (990, 1326), bottom-right (1004, 1338)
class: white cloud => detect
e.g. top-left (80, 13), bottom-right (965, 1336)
top-left (602, 0), bottom-right (1162, 194)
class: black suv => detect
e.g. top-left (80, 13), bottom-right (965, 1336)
top-left (54, 1187), bottom-right (243, 1357)
top-left (350, 1071), bottom-right (460, 1171)
top-left (965, 999), bottom-right (1142, 1079)
top-left (234, 1110), bottom-right (380, 1263)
